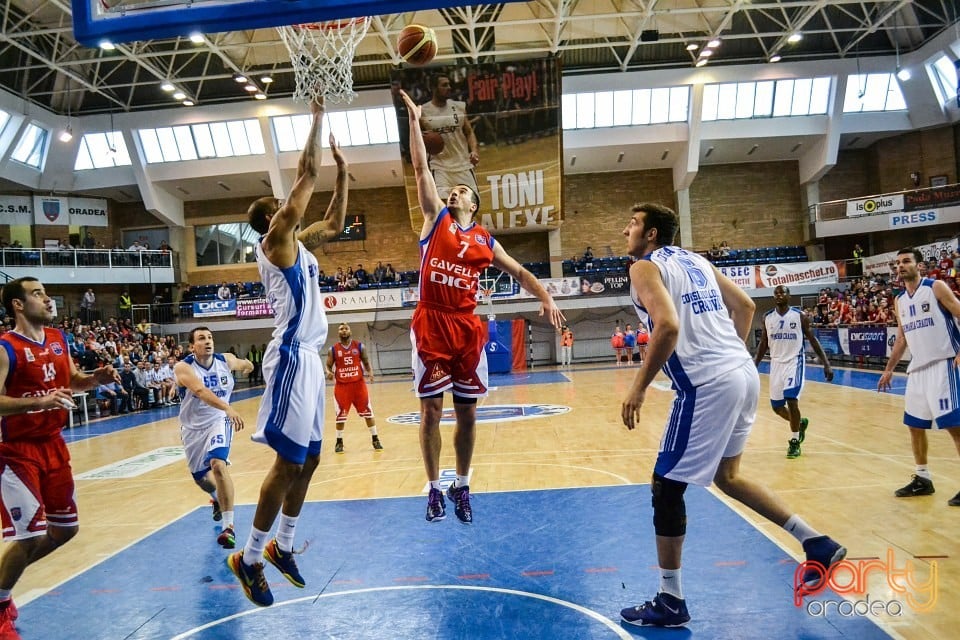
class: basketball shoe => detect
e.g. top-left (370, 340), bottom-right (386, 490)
top-left (217, 526), bottom-right (236, 549)
top-left (264, 539), bottom-right (305, 588)
top-left (786, 439), bottom-right (801, 459)
top-left (372, 435), bottom-right (383, 451)
top-left (949, 491), bottom-right (960, 507)
top-left (895, 475), bottom-right (934, 497)
top-left (211, 499), bottom-right (222, 522)
top-left (335, 439), bottom-right (344, 454)
top-left (798, 417), bottom-right (809, 444)
top-left (0, 601), bottom-right (19, 640)
top-left (799, 535), bottom-right (847, 589)
top-left (227, 552), bottom-right (273, 607)
top-left (620, 592), bottom-right (690, 628)
top-left (426, 487), bottom-right (446, 522)
top-left (446, 484), bottom-right (473, 524)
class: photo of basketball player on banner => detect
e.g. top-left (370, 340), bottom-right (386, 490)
top-left (391, 58), bottom-right (562, 235)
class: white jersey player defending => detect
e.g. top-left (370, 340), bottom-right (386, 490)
top-left (175, 327), bottom-right (253, 549)
top-left (617, 202), bottom-right (845, 629)
top-left (420, 74), bottom-right (479, 199)
top-left (754, 285), bottom-right (833, 459)
top-left (228, 96), bottom-right (350, 608)
top-left (879, 247), bottom-right (960, 504)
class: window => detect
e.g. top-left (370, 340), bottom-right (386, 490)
top-left (194, 223), bottom-right (260, 266)
top-left (0, 109), bottom-right (9, 137)
top-left (138, 119), bottom-right (264, 163)
top-left (843, 74), bottom-right (907, 112)
top-left (74, 131), bottom-right (132, 170)
top-left (272, 107), bottom-right (399, 152)
top-left (929, 55), bottom-right (958, 106)
top-left (10, 123), bottom-right (48, 168)
top-left (702, 78), bottom-right (831, 120)
top-left (561, 86), bottom-right (689, 130)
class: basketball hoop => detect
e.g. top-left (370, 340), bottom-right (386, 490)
top-left (277, 17), bottom-right (370, 104)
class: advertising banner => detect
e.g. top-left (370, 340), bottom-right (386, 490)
top-left (31, 196), bottom-right (109, 226)
top-left (33, 196), bottom-right (68, 226)
top-left (236, 298), bottom-right (274, 319)
top-left (888, 210), bottom-right (940, 229)
top-left (719, 265), bottom-right (756, 289)
top-left (904, 183), bottom-right (960, 211)
top-left (846, 195), bottom-right (904, 217)
top-left (812, 328), bottom-right (841, 355)
top-left (320, 290), bottom-right (404, 313)
top-left (391, 58), bottom-right (562, 234)
top-left (193, 299), bottom-right (236, 317)
top-left (0, 195), bottom-right (34, 225)
top-left (847, 325), bottom-right (889, 356)
top-left (756, 261), bottom-right (840, 288)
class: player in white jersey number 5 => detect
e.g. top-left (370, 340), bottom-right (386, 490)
top-left (228, 96), bottom-right (350, 608)
top-left (754, 285), bottom-right (834, 459)
top-left (175, 327), bottom-right (253, 550)
top-left (879, 247), bottom-right (960, 504)
top-left (618, 203), bottom-right (845, 629)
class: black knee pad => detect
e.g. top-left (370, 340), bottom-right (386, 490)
top-left (651, 473), bottom-right (688, 537)
top-left (452, 394), bottom-right (477, 405)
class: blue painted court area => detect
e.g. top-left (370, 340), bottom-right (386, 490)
top-left (755, 361), bottom-right (906, 395)
top-left (20, 486), bottom-right (890, 640)
top-left (489, 370), bottom-right (570, 386)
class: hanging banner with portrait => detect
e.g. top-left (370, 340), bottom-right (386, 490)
top-left (391, 58), bottom-right (562, 235)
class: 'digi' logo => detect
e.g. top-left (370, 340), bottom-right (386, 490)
top-left (795, 549), bottom-right (938, 617)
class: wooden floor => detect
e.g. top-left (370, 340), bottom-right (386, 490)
top-left (14, 362), bottom-right (960, 639)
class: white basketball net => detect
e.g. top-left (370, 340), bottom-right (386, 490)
top-left (277, 18), bottom-right (371, 105)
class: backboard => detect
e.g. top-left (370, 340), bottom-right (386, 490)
top-left (72, 0), bottom-right (488, 47)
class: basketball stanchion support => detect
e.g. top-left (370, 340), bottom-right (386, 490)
top-left (527, 319), bottom-right (534, 369)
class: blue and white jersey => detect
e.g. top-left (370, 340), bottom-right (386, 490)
top-left (631, 246), bottom-right (752, 391)
top-left (179, 353), bottom-right (235, 428)
top-left (763, 307), bottom-right (805, 363)
top-left (896, 278), bottom-right (960, 372)
top-left (256, 238), bottom-right (328, 352)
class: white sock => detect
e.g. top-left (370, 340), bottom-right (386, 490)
top-left (336, 430), bottom-right (344, 440)
top-left (659, 568), bottom-right (683, 599)
top-left (368, 426), bottom-right (378, 436)
top-left (242, 526), bottom-right (269, 565)
top-left (221, 511), bottom-right (234, 530)
top-left (430, 480), bottom-right (441, 490)
top-left (456, 474), bottom-right (470, 488)
top-left (277, 514), bottom-right (298, 552)
top-left (916, 465), bottom-right (931, 480)
top-left (783, 514), bottom-right (820, 544)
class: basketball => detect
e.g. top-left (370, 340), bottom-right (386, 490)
top-left (398, 24), bottom-right (437, 66)
top-left (422, 130), bottom-right (445, 155)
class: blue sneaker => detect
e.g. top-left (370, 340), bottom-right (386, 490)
top-left (621, 592), bottom-right (690, 628)
top-left (800, 535), bottom-right (847, 588)
top-left (264, 539), bottom-right (305, 588)
top-left (426, 487), bottom-right (446, 522)
top-left (227, 552), bottom-right (273, 607)
top-left (446, 484), bottom-right (473, 525)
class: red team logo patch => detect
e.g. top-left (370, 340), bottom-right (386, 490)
top-left (51, 342), bottom-right (64, 356)
top-left (10, 508), bottom-right (21, 522)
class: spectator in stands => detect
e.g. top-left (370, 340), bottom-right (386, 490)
top-left (355, 264), bottom-right (368, 285)
top-left (373, 262), bottom-right (387, 283)
top-left (708, 244), bottom-right (721, 261)
top-left (217, 282), bottom-right (232, 300)
top-left (344, 270), bottom-right (359, 291)
top-left (128, 240), bottom-right (144, 251)
top-left (159, 356), bottom-right (179, 405)
top-left (120, 362), bottom-right (148, 411)
top-left (719, 240), bottom-right (730, 257)
top-left (97, 380), bottom-right (130, 415)
top-left (134, 361), bottom-right (154, 407)
top-left (334, 267), bottom-right (346, 287)
top-left (938, 250), bottom-right (953, 273)
top-left (583, 246), bottom-right (594, 269)
top-left (10, 240), bottom-right (21, 249)
top-left (927, 259), bottom-right (940, 280)
top-left (80, 288), bottom-right (96, 323)
top-left (851, 244), bottom-right (864, 277)
top-left (83, 231), bottom-right (96, 250)
top-left (385, 264), bottom-right (398, 282)
top-left (119, 290), bottom-right (132, 320)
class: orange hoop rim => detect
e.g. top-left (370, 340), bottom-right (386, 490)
top-left (293, 16), bottom-right (369, 31)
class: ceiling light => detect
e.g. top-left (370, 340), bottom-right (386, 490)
top-left (769, 54), bottom-right (782, 63)
top-left (59, 126), bottom-right (73, 143)
top-left (260, 75), bottom-right (274, 84)
top-left (695, 59), bottom-right (708, 67)
top-left (244, 83), bottom-right (258, 92)
top-left (173, 91), bottom-right (186, 100)
top-left (699, 49), bottom-right (713, 57)
top-left (234, 73), bottom-right (247, 83)
top-left (182, 99), bottom-right (195, 106)
top-left (707, 38), bottom-right (721, 48)
top-left (787, 33), bottom-right (802, 44)
top-left (254, 93), bottom-right (267, 100)
top-left (189, 32), bottom-right (204, 44)
top-left (686, 43), bottom-right (699, 51)
top-left (161, 81), bottom-right (175, 92)
top-left (896, 67), bottom-right (911, 81)
top-left (98, 39), bottom-right (116, 50)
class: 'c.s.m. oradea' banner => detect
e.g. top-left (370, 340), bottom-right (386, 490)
top-left (391, 58), bottom-right (562, 234)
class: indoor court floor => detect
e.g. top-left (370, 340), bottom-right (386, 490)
top-left (9, 360), bottom-right (957, 639)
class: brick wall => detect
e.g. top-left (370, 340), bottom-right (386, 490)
top-left (872, 128), bottom-right (956, 192)
top-left (819, 150), bottom-right (874, 201)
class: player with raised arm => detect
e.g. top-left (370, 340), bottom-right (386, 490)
top-left (617, 204), bottom-right (844, 628)
top-left (326, 323), bottom-right (382, 453)
top-left (398, 89), bottom-right (564, 525)
top-left (175, 326), bottom-right (254, 549)
top-left (754, 285), bottom-right (834, 458)
top-left (0, 277), bottom-right (120, 639)
top-left (228, 96), bottom-right (350, 607)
